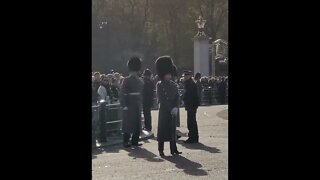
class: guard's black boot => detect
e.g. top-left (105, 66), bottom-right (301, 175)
top-left (170, 141), bottom-right (182, 155)
top-left (158, 141), bottom-right (165, 157)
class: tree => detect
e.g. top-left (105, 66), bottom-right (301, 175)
top-left (92, 0), bottom-right (228, 75)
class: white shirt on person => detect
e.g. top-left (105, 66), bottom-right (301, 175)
top-left (97, 85), bottom-right (108, 101)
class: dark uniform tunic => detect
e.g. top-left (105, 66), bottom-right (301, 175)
top-left (120, 75), bottom-right (144, 144)
top-left (156, 80), bottom-right (179, 142)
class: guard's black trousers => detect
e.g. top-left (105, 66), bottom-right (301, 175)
top-left (158, 141), bottom-right (178, 153)
top-left (187, 108), bottom-right (199, 140)
top-left (143, 106), bottom-right (152, 131)
top-left (123, 131), bottom-right (140, 145)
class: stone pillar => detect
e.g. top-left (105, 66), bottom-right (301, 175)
top-left (194, 37), bottom-right (210, 76)
top-left (194, 16), bottom-right (210, 76)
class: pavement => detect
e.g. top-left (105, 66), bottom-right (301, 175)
top-left (92, 105), bottom-right (228, 180)
top-left (94, 130), bottom-right (154, 148)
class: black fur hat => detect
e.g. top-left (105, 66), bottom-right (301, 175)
top-left (155, 56), bottom-right (174, 80)
top-left (127, 56), bottom-right (142, 72)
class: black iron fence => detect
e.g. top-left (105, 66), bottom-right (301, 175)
top-left (92, 102), bottom-right (123, 145)
top-left (150, 87), bottom-right (227, 110)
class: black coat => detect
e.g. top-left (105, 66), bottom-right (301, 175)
top-left (92, 82), bottom-right (100, 104)
top-left (218, 81), bottom-right (227, 95)
top-left (218, 81), bottom-right (227, 103)
top-left (111, 86), bottom-right (119, 99)
top-left (119, 75), bottom-right (144, 133)
top-left (142, 77), bottom-right (155, 108)
top-left (195, 80), bottom-right (203, 100)
top-left (156, 80), bottom-right (179, 142)
top-left (183, 79), bottom-right (200, 110)
top-left (105, 84), bottom-right (113, 100)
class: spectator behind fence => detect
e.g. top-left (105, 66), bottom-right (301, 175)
top-left (114, 72), bottom-right (121, 88)
top-left (103, 75), bottom-right (114, 101)
top-left (142, 69), bottom-right (155, 131)
top-left (92, 72), bottom-right (101, 104)
top-left (111, 78), bottom-right (119, 101)
top-left (98, 75), bottom-right (110, 103)
top-left (218, 77), bottom-right (227, 104)
top-left (200, 77), bottom-right (208, 88)
top-left (92, 77), bottom-right (98, 104)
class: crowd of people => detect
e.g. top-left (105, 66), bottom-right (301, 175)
top-left (92, 71), bottom-right (123, 104)
top-left (92, 72), bottom-right (228, 106)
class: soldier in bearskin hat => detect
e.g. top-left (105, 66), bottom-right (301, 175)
top-left (120, 57), bottom-right (144, 148)
top-left (155, 56), bottom-right (182, 156)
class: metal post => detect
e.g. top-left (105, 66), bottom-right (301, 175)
top-left (98, 101), bottom-right (107, 143)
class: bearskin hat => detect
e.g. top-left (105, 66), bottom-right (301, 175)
top-left (155, 56), bottom-right (174, 80)
top-left (127, 56), bottom-right (142, 72)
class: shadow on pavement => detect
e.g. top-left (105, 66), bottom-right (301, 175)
top-left (92, 145), bottom-right (123, 159)
top-left (92, 139), bottom-right (157, 159)
top-left (162, 155), bottom-right (208, 176)
top-left (177, 141), bottom-right (221, 153)
top-left (216, 109), bottom-right (228, 120)
top-left (124, 146), bottom-right (164, 163)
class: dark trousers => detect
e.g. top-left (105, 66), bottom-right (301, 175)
top-left (123, 131), bottom-right (140, 145)
top-left (143, 106), bottom-right (152, 131)
top-left (158, 141), bottom-right (178, 153)
top-left (187, 108), bottom-right (199, 140)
